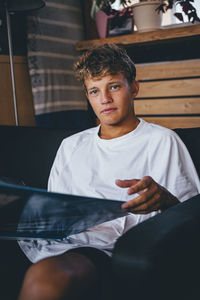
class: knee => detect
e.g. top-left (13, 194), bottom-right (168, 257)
top-left (19, 258), bottom-right (74, 300)
top-left (19, 254), bottom-right (99, 300)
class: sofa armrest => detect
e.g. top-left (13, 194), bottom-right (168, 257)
top-left (174, 127), bottom-right (200, 179)
top-left (112, 194), bottom-right (200, 300)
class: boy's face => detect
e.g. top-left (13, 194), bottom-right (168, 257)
top-left (85, 72), bottom-right (139, 128)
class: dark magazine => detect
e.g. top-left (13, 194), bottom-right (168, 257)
top-left (0, 182), bottom-right (127, 240)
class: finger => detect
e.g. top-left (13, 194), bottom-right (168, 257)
top-left (127, 176), bottom-right (155, 195)
top-left (115, 179), bottom-right (140, 188)
top-left (129, 200), bottom-right (161, 214)
top-left (132, 192), bottom-right (161, 213)
top-left (121, 185), bottom-right (158, 210)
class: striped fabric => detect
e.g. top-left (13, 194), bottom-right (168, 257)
top-left (27, 0), bottom-right (87, 117)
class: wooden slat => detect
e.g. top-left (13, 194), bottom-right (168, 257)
top-left (137, 78), bottom-right (200, 98)
top-left (134, 98), bottom-right (200, 115)
top-left (76, 24), bottom-right (200, 51)
top-left (136, 59), bottom-right (200, 80)
top-left (141, 116), bottom-right (200, 129)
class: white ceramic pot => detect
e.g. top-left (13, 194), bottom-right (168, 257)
top-left (132, 1), bottom-right (163, 32)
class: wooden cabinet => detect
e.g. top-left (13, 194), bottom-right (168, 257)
top-left (0, 55), bottom-right (36, 126)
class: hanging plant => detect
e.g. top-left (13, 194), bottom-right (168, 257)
top-left (157, 0), bottom-right (200, 23)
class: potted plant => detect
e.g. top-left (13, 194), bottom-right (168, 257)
top-left (131, 0), bottom-right (200, 32)
top-left (157, 0), bottom-right (200, 23)
top-left (91, 0), bottom-right (133, 38)
top-left (92, 0), bottom-right (200, 36)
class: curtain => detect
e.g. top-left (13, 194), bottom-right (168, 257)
top-left (27, 0), bottom-right (94, 129)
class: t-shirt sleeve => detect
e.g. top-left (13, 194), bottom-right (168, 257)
top-left (48, 140), bottom-right (66, 192)
top-left (148, 130), bottom-right (200, 202)
top-left (47, 134), bottom-right (79, 193)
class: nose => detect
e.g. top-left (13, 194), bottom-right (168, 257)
top-left (101, 89), bottom-right (113, 104)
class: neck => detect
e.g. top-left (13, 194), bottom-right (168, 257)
top-left (99, 117), bottom-right (140, 140)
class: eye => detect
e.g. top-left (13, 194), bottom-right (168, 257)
top-left (110, 84), bottom-right (120, 91)
top-left (89, 89), bottom-right (98, 96)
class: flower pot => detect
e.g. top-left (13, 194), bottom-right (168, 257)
top-left (95, 10), bottom-right (113, 38)
top-left (132, 1), bottom-right (162, 32)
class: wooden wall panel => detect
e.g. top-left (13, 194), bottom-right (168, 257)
top-left (137, 78), bottom-right (200, 98)
top-left (142, 117), bottom-right (200, 129)
top-left (135, 98), bottom-right (200, 115)
top-left (0, 55), bottom-right (36, 126)
top-left (136, 59), bottom-right (200, 80)
top-left (135, 59), bottom-right (200, 129)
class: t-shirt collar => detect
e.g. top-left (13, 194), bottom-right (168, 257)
top-left (95, 118), bottom-right (144, 146)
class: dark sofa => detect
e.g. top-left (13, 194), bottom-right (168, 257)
top-left (0, 125), bottom-right (200, 300)
top-left (0, 125), bottom-right (199, 189)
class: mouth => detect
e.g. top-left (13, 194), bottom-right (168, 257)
top-left (101, 108), bottom-right (117, 114)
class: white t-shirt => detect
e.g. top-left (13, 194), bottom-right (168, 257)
top-left (19, 119), bottom-right (200, 263)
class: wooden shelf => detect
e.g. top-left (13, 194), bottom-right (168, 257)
top-left (76, 24), bottom-right (200, 51)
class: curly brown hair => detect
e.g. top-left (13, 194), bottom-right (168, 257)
top-left (74, 43), bottom-right (136, 90)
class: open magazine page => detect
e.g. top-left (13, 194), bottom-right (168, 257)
top-left (0, 182), bottom-right (127, 240)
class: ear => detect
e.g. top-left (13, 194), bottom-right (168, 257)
top-left (85, 91), bottom-right (89, 101)
top-left (85, 89), bottom-right (92, 104)
top-left (131, 80), bottom-right (139, 98)
top-left (84, 85), bottom-right (89, 99)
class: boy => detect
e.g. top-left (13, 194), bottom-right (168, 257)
top-left (18, 43), bottom-right (200, 300)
